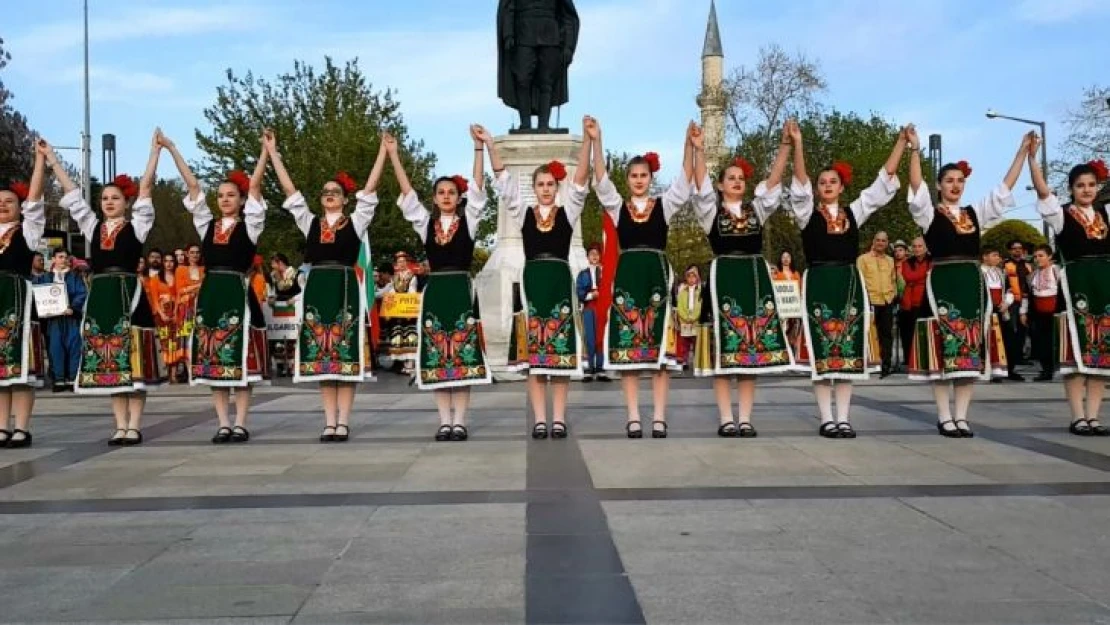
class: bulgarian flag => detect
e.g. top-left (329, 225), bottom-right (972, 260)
top-left (595, 211), bottom-right (619, 346)
top-left (355, 238), bottom-right (379, 347)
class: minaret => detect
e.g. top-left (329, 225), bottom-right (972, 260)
top-left (696, 0), bottom-right (727, 174)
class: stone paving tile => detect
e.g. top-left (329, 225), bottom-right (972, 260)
top-left (294, 578), bottom-right (523, 622)
top-left (0, 565), bottom-right (136, 622)
top-left (77, 583), bottom-right (312, 621)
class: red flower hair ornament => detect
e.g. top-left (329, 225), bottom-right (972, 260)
top-left (450, 175), bottom-right (469, 194)
top-left (830, 161), bottom-right (853, 186)
top-left (731, 157), bottom-right (755, 181)
top-left (6, 181), bottom-right (29, 202)
top-left (333, 171), bottom-right (356, 194)
top-left (956, 160), bottom-right (973, 178)
top-left (226, 170), bottom-right (250, 195)
top-left (111, 174), bottom-right (138, 200)
top-left (546, 160), bottom-right (568, 182)
top-left (1088, 159), bottom-right (1109, 183)
top-left (642, 152), bottom-right (661, 173)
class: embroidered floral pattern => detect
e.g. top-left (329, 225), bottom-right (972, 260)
top-left (717, 205), bottom-right (760, 236)
top-left (79, 315), bottom-right (133, 387)
top-left (298, 305), bottom-right (360, 376)
top-left (320, 215), bottom-right (349, 244)
top-left (718, 295), bottom-right (790, 368)
top-left (938, 206), bottom-right (977, 235)
top-left (808, 301), bottom-right (865, 374)
top-left (433, 216), bottom-right (461, 246)
top-left (526, 299), bottom-right (577, 370)
top-left (0, 308), bottom-right (24, 380)
top-left (99, 221), bottom-right (125, 251)
top-left (1069, 206), bottom-right (1108, 240)
top-left (419, 311), bottom-right (486, 384)
top-left (934, 299), bottom-right (985, 373)
top-left (1071, 294), bottom-right (1110, 369)
top-left (609, 287), bottom-right (666, 365)
top-left (191, 310), bottom-right (244, 380)
top-left (213, 219), bottom-right (238, 245)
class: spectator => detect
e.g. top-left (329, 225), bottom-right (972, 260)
top-left (150, 255), bottom-right (181, 382)
top-left (1001, 239), bottom-right (1032, 380)
top-left (892, 239), bottom-right (908, 300)
top-left (30, 252), bottom-right (44, 280)
top-left (268, 253), bottom-right (300, 377)
top-left (675, 264), bottom-right (703, 368)
top-left (174, 243), bottom-right (205, 372)
top-left (35, 248), bottom-right (87, 391)
top-left (576, 242), bottom-right (606, 381)
top-left (1029, 244), bottom-right (1061, 382)
top-left (898, 237), bottom-right (931, 371)
top-left (173, 248), bottom-right (186, 267)
top-left (857, 231), bottom-right (896, 377)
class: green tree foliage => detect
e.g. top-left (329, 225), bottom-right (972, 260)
top-left (0, 37), bottom-right (35, 186)
top-left (981, 219), bottom-right (1046, 253)
top-left (194, 57), bottom-right (437, 265)
top-left (143, 179), bottom-right (200, 254)
top-left (579, 152), bottom-right (630, 250)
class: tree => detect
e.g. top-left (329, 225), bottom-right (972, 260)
top-left (144, 179), bottom-right (201, 253)
top-left (0, 37), bottom-right (35, 187)
top-left (579, 152), bottom-right (630, 249)
top-left (194, 57), bottom-right (437, 265)
top-left (981, 219), bottom-right (1046, 253)
top-left (1053, 84), bottom-right (1109, 197)
top-left (719, 44), bottom-right (826, 170)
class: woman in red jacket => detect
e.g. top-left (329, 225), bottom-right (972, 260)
top-left (898, 236), bottom-right (931, 368)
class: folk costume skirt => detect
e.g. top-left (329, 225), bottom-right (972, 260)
top-left (693, 254), bottom-right (795, 377)
top-left (294, 265), bottom-right (371, 383)
top-left (417, 271), bottom-right (491, 390)
top-left (799, 263), bottom-right (875, 381)
top-left (605, 249), bottom-right (679, 371)
top-left (76, 273), bottom-right (166, 394)
top-left (189, 270), bottom-right (269, 387)
top-left (0, 273), bottom-right (43, 387)
top-left (507, 258), bottom-right (582, 376)
top-left (1058, 256), bottom-right (1110, 376)
top-left (908, 260), bottom-right (1004, 381)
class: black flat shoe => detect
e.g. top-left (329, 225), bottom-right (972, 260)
top-left (335, 424), bottom-right (349, 442)
top-left (7, 429), bottom-right (32, 448)
top-left (819, 422), bottom-right (840, 438)
top-left (737, 422), bottom-right (758, 438)
top-left (211, 427), bottom-right (233, 444)
top-left (582, 374), bottom-right (594, 383)
top-left (230, 426), bottom-right (250, 443)
top-left (625, 420), bottom-right (643, 439)
top-left (435, 424), bottom-right (453, 441)
top-left (531, 422), bottom-right (548, 440)
top-left (837, 423), bottom-right (857, 439)
top-left (717, 422), bottom-right (738, 438)
top-left (1070, 419), bottom-right (1093, 436)
top-left (122, 429), bottom-right (143, 446)
top-left (1088, 420), bottom-right (1109, 437)
top-left (551, 421), bottom-right (568, 439)
top-left (937, 420), bottom-right (961, 438)
top-left (651, 420), bottom-right (668, 439)
top-left (108, 429), bottom-right (126, 446)
top-left (450, 424), bottom-right (468, 441)
top-left (319, 426), bottom-right (337, 443)
top-left (954, 420), bottom-right (974, 438)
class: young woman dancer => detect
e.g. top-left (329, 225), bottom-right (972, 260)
top-left (43, 131), bottom-right (166, 444)
top-left (1028, 139), bottom-right (1110, 436)
top-left (690, 120), bottom-right (794, 437)
top-left (789, 122), bottom-right (907, 438)
top-left (490, 119), bottom-right (591, 439)
top-left (0, 145), bottom-right (46, 447)
top-left (386, 130), bottom-right (491, 441)
top-left (591, 117), bottom-right (695, 439)
top-left (269, 133), bottom-right (387, 442)
top-left (163, 130), bottom-right (270, 443)
top-left (905, 127), bottom-right (1029, 437)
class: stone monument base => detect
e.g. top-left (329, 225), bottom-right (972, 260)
top-left (476, 132), bottom-right (588, 381)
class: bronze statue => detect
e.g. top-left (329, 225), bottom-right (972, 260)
top-left (496, 0), bottom-right (579, 134)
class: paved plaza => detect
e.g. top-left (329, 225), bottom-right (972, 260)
top-left (1, 370), bottom-right (1109, 624)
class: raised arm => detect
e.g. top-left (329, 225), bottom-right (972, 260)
top-left (350, 139), bottom-right (389, 235)
top-left (385, 132), bottom-right (430, 241)
top-left (687, 121), bottom-right (701, 185)
top-left (790, 120), bottom-right (808, 187)
top-left (749, 127), bottom-right (792, 225)
top-left (465, 127), bottom-right (489, 234)
top-left (882, 127), bottom-right (907, 178)
top-left (472, 125), bottom-right (487, 189)
top-left (248, 132), bottom-right (269, 203)
top-left (1027, 134), bottom-right (1062, 234)
top-left (41, 139), bottom-right (97, 240)
top-left (22, 142), bottom-right (48, 249)
top-left (974, 132), bottom-right (1029, 228)
top-left (1028, 133), bottom-right (1050, 200)
top-left (785, 120), bottom-right (814, 228)
top-left (573, 116), bottom-right (592, 187)
top-left (907, 125), bottom-right (924, 195)
top-left (364, 137), bottom-right (388, 194)
top-left (764, 122), bottom-right (792, 192)
top-left (160, 133), bottom-right (201, 201)
top-left (849, 129), bottom-right (906, 226)
top-left (41, 140), bottom-right (78, 194)
top-left (265, 129), bottom-right (297, 198)
top-left (139, 128), bottom-right (163, 200)
top-left (385, 132), bottom-right (414, 197)
top-left (1000, 132), bottom-right (1032, 192)
top-left (588, 116), bottom-right (607, 186)
top-left (27, 140), bottom-right (47, 202)
top-left (483, 126), bottom-right (523, 228)
top-left (904, 125), bottom-right (934, 230)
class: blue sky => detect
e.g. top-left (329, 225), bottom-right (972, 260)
top-left (4, 0), bottom-right (1108, 225)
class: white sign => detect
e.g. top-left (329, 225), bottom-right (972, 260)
top-left (263, 302), bottom-right (299, 340)
top-left (32, 283), bottom-right (70, 318)
top-left (772, 280), bottom-right (803, 319)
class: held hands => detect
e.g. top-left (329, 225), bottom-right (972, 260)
top-left (687, 121), bottom-right (704, 150)
top-left (470, 124), bottom-right (492, 147)
top-left (583, 116), bottom-right (600, 140)
top-left (905, 124), bottom-right (920, 151)
top-left (784, 119), bottom-right (802, 145)
top-left (381, 131), bottom-right (398, 155)
top-left (1019, 130), bottom-right (1034, 154)
top-left (262, 128), bottom-right (277, 156)
top-left (1027, 132), bottom-right (1041, 158)
top-left (151, 127), bottom-right (164, 152)
top-left (156, 131), bottom-right (176, 150)
top-left (36, 139), bottom-right (58, 165)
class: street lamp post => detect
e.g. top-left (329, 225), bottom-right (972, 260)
top-left (81, 0), bottom-right (92, 258)
top-left (986, 109), bottom-right (1049, 240)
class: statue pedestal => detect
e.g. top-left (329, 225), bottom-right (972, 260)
top-left (475, 133), bottom-right (588, 381)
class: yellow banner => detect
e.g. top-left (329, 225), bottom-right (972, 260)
top-left (382, 292), bottom-right (421, 318)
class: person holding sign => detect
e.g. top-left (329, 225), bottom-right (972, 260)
top-left (163, 130), bottom-right (271, 444)
top-left (789, 122), bottom-right (908, 438)
top-left (386, 129), bottom-right (491, 441)
top-left (592, 118), bottom-right (695, 439)
top-left (384, 252), bottom-right (419, 375)
top-left (34, 248), bottom-right (86, 392)
top-left (42, 133), bottom-right (167, 445)
top-left (489, 118), bottom-right (591, 439)
top-left (689, 120), bottom-right (795, 438)
top-left (0, 148), bottom-right (47, 448)
top-left (905, 127), bottom-right (1029, 438)
top-left (269, 132), bottom-right (386, 442)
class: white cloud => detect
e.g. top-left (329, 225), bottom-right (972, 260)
top-left (1014, 0), bottom-right (1108, 23)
